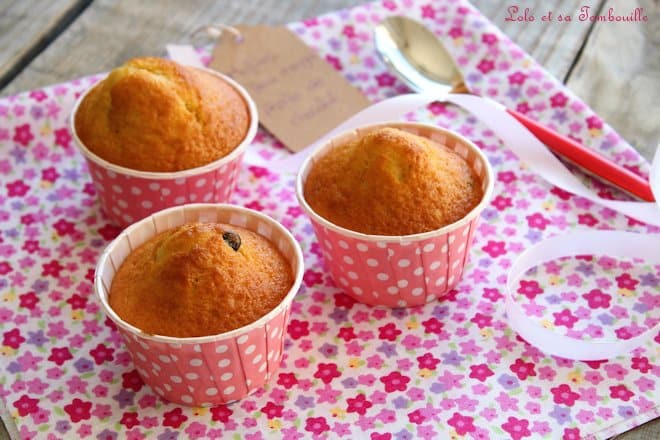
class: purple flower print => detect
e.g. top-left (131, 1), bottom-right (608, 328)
top-left (441, 350), bottom-right (465, 366)
top-left (318, 343), bottom-right (338, 358)
top-left (73, 357), bottom-right (94, 374)
top-left (392, 396), bottom-right (409, 409)
top-left (156, 429), bottom-right (179, 440)
top-left (376, 342), bottom-right (398, 358)
top-left (549, 405), bottom-right (572, 425)
top-left (294, 395), bottom-right (314, 410)
top-left (497, 374), bottom-right (520, 390)
top-left (97, 429), bottom-right (118, 440)
top-left (55, 420), bottom-right (71, 434)
top-left (394, 429), bottom-right (414, 440)
top-left (112, 389), bottom-right (134, 409)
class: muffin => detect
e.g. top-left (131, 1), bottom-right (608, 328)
top-left (74, 57), bottom-right (250, 172)
top-left (304, 127), bottom-right (483, 236)
top-left (109, 222), bottom-right (294, 337)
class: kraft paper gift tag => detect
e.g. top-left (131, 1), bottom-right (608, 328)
top-left (210, 25), bottom-right (371, 152)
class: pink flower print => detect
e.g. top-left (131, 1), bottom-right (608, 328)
top-left (631, 356), bottom-right (651, 373)
top-left (261, 402), bottom-right (283, 419)
top-left (517, 280), bottom-right (543, 300)
top-left (89, 343), bottom-right (114, 365)
top-left (550, 92), bottom-right (568, 108)
top-left (477, 59), bottom-right (495, 74)
top-left (483, 288), bottom-right (503, 302)
top-left (481, 240), bottom-right (506, 258)
top-left (427, 101), bottom-right (449, 115)
top-left (41, 260), bottom-right (63, 277)
top-left (604, 363), bottom-right (628, 380)
top-left (287, 319), bottom-right (309, 340)
top-left (346, 394), bottom-right (372, 415)
top-left (3, 328), bottom-right (25, 349)
top-left (48, 347), bottom-right (72, 366)
top-left (448, 27), bottom-right (463, 38)
top-left (481, 33), bottom-right (498, 45)
top-left (509, 359), bottom-right (536, 380)
top-left (122, 370), bottom-right (144, 392)
top-left (508, 72), bottom-right (527, 85)
top-left (469, 364), bottom-right (494, 382)
top-left (210, 405), bottom-right (232, 423)
top-left (29, 90), bottom-right (48, 102)
top-left (342, 25), bottom-right (356, 38)
top-left (421, 4), bottom-right (435, 18)
top-left (584, 371), bottom-right (604, 385)
top-left (41, 166), bottom-right (60, 182)
top-left (551, 384), bottom-right (580, 406)
top-left (447, 412), bottom-right (475, 435)
top-left (276, 372), bottom-right (298, 391)
top-left (407, 408), bottom-right (426, 425)
top-left (13, 395), bottom-right (39, 416)
top-left (526, 212), bottom-right (550, 229)
top-left (421, 317), bottom-right (443, 334)
top-left (163, 408), bottom-right (187, 429)
top-left (375, 73), bottom-right (397, 87)
top-left (0, 261), bottom-right (12, 276)
top-left (120, 412), bottom-right (140, 429)
top-left (366, 354), bottom-right (384, 369)
top-left (325, 55), bottom-right (342, 71)
top-left (380, 371), bottom-right (410, 392)
top-left (338, 327), bottom-right (356, 342)
top-left (6, 180), bottom-right (30, 197)
top-left (491, 195), bottom-right (512, 211)
top-left (470, 312), bottom-right (492, 328)
top-left (553, 309), bottom-right (579, 328)
top-left (305, 417), bottom-right (329, 435)
top-left (401, 334), bottom-right (422, 350)
top-left (316, 384), bottom-right (341, 404)
top-left (64, 398), bottom-right (92, 423)
top-left (501, 416), bottom-right (531, 440)
top-left (586, 116), bottom-right (603, 130)
top-left (13, 123), bottom-right (34, 146)
top-left (576, 409), bottom-right (595, 423)
top-left (563, 427), bottom-right (581, 440)
top-left (54, 127), bottom-right (71, 148)
top-left (577, 213), bottom-right (598, 226)
top-left (53, 218), bottom-right (76, 236)
top-left (314, 363), bottom-right (341, 384)
top-left (615, 273), bottom-right (639, 290)
top-left (416, 353), bottom-right (440, 370)
top-left (610, 384), bottom-right (634, 401)
top-left (516, 102), bottom-right (531, 114)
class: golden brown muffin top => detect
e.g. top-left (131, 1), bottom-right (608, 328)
top-left (75, 57), bottom-right (250, 172)
top-left (304, 127), bottom-right (483, 236)
top-left (109, 223), bottom-right (293, 337)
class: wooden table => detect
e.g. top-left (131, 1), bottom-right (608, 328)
top-left (0, 1), bottom-right (657, 439)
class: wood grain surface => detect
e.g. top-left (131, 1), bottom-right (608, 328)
top-left (0, 1), bottom-right (657, 439)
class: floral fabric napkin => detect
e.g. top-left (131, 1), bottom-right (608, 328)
top-left (0, 0), bottom-right (658, 439)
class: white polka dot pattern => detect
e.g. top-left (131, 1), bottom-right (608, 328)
top-left (84, 153), bottom-right (244, 228)
top-left (120, 304), bottom-right (288, 407)
top-left (300, 123), bottom-right (490, 308)
top-left (309, 219), bottom-right (480, 307)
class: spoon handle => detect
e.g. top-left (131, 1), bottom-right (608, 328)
top-left (506, 108), bottom-right (655, 202)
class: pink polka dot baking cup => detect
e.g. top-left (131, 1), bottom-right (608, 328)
top-left (94, 204), bottom-right (304, 406)
top-left (70, 68), bottom-right (258, 228)
top-left (296, 122), bottom-right (494, 307)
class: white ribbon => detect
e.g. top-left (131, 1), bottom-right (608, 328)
top-left (506, 230), bottom-right (659, 360)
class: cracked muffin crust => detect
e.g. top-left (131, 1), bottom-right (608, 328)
top-left (109, 222), bottom-right (294, 338)
top-left (304, 127), bottom-right (483, 236)
top-left (74, 57), bottom-right (250, 172)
